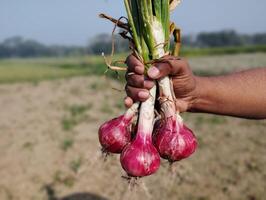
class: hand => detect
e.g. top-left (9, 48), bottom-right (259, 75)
top-left (124, 54), bottom-right (199, 112)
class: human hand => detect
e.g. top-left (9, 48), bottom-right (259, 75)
top-left (124, 54), bottom-right (199, 112)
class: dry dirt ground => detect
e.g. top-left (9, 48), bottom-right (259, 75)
top-left (0, 55), bottom-right (266, 200)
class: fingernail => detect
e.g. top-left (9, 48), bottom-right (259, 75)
top-left (148, 67), bottom-right (160, 78)
top-left (138, 91), bottom-right (149, 99)
top-left (144, 80), bottom-right (154, 89)
top-left (124, 98), bottom-right (131, 107)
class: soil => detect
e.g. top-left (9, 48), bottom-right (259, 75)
top-left (0, 76), bottom-right (265, 200)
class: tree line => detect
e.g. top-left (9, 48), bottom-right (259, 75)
top-left (1, 30), bottom-right (266, 58)
top-left (184, 30), bottom-right (266, 47)
top-left (0, 36), bottom-right (85, 58)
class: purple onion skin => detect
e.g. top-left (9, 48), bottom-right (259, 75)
top-left (120, 131), bottom-right (161, 177)
top-left (153, 117), bottom-right (197, 162)
top-left (98, 115), bottom-right (132, 154)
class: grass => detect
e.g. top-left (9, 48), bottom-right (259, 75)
top-left (69, 157), bottom-right (83, 173)
top-left (192, 114), bottom-right (227, 128)
top-left (115, 101), bottom-right (124, 110)
top-left (52, 170), bottom-right (75, 188)
top-left (69, 104), bottom-right (90, 117)
top-left (62, 103), bottom-right (93, 131)
top-left (0, 49), bottom-right (266, 84)
top-left (90, 81), bottom-right (106, 90)
top-left (62, 118), bottom-right (77, 131)
top-left (22, 141), bottom-right (34, 150)
top-left (0, 59), bottom-right (87, 83)
top-left (181, 45), bottom-right (266, 57)
top-left (60, 138), bottom-right (74, 151)
top-left (100, 102), bottom-right (113, 114)
top-left (0, 54), bottom-right (126, 84)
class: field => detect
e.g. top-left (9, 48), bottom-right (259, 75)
top-left (0, 53), bottom-right (266, 200)
top-left (181, 45), bottom-right (266, 57)
top-left (1, 52), bottom-right (266, 84)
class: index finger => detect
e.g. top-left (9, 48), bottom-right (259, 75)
top-left (126, 54), bottom-right (145, 75)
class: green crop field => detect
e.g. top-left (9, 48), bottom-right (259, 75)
top-left (181, 45), bottom-right (266, 57)
top-left (0, 56), bottom-right (95, 83)
top-left (0, 54), bottom-right (130, 83)
top-left (1, 52), bottom-right (266, 84)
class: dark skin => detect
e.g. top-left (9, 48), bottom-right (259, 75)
top-left (124, 55), bottom-right (266, 119)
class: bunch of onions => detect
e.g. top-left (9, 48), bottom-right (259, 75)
top-left (98, 0), bottom-right (197, 177)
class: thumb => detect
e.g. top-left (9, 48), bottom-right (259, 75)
top-left (147, 57), bottom-right (182, 79)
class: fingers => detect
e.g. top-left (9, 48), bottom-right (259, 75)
top-left (126, 54), bottom-right (188, 81)
top-left (124, 80), bottom-right (154, 107)
top-left (126, 73), bottom-right (144, 88)
top-left (125, 54), bottom-right (154, 104)
top-left (143, 79), bottom-right (155, 89)
top-left (147, 56), bottom-right (189, 79)
top-left (126, 54), bottom-right (145, 75)
top-left (126, 85), bottom-right (150, 102)
top-left (126, 73), bottom-right (155, 89)
top-left (125, 55), bottom-right (189, 107)
top-left (124, 97), bottom-right (133, 108)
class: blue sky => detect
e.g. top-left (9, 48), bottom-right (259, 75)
top-left (1, 0), bottom-right (266, 45)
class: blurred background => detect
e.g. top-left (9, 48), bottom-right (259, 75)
top-left (0, 1), bottom-right (266, 200)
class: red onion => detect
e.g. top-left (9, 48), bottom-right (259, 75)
top-left (98, 115), bottom-right (132, 154)
top-left (153, 115), bottom-right (197, 162)
top-left (120, 129), bottom-right (161, 177)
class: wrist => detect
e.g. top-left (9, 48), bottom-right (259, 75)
top-left (188, 76), bottom-right (210, 112)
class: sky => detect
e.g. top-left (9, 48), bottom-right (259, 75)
top-left (1, 0), bottom-right (266, 46)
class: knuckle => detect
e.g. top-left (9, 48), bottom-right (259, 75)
top-left (125, 72), bottom-right (135, 81)
top-left (131, 75), bottom-right (144, 87)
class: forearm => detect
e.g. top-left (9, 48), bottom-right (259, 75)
top-left (191, 68), bottom-right (266, 119)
